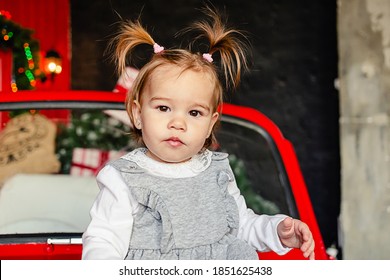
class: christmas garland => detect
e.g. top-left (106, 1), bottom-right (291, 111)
top-left (0, 10), bottom-right (45, 91)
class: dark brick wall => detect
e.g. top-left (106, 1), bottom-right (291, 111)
top-left (71, 0), bottom-right (340, 250)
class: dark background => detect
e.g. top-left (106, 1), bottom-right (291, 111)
top-left (70, 0), bottom-right (340, 252)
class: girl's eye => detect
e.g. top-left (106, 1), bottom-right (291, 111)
top-left (189, 110), bottom-right (202, 117)
top-left (157, 106), bottom-right (170, 112)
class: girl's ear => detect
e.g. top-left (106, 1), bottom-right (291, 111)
top-left (132, 100), bottom-right (142, 129)
top-left (207, 112), bottom-right (219, 137)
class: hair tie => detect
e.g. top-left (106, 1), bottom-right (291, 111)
top-left (153, 43), bottom-right (164, 54)
top-left (202, 53), bottom-right (213, 63)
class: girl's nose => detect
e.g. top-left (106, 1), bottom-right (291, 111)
top-left (168, 114), bottom-right (186, 131)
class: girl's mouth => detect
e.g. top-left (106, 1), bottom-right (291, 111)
top-left (165, 137), bottom-right (184, 147)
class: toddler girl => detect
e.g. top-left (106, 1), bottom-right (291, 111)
top-left (82, 6), bottom-right (315, 260)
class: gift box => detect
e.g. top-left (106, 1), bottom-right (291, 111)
top-left (70, 148), bottom-right (126, 176)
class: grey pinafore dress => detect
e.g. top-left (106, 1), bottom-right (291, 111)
top-left (109, 152), bottom-right (258, 260)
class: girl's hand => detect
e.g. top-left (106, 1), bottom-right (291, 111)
top-left (277, 217), bottom-right (315, 260)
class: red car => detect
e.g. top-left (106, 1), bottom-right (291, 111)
top-left (0, 90), bottom-right (331, 260)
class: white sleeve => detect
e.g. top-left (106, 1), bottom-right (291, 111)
top-left (82, 165), bottom-right (139, 260)
top-left (227, 178), bottom-right (292, 255)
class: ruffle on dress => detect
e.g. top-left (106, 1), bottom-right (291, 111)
top-left (217, 170), bottom-right (240, 234)
top-left (129, 186), bottom-right (175, 254)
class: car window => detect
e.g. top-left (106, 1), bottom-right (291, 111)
top-left (0, 108), bottom-right (296, 235)
top-left (217, 116), bottom-right (298, 217)
top-left (0, 108), bottom-right (132, 235)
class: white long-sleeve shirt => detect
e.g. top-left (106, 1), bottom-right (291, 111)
top-left (82, 148), bottom-right (291, 259)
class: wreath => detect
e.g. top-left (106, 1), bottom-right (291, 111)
top-left (0, 10), bottom-right (45, 91)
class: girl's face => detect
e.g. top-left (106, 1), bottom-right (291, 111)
top-left (132, 65), bottom-right (219, 163)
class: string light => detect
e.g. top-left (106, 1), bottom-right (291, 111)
top-left (24, 43), bottom-right (35, 71)
top-left (11, 81), bottom-right (18, 93)
top-left (25, 69), bottom-right (36, 87)
top-left (1, 10), bottom-right (45, 91)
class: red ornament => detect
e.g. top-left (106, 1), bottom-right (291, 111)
top-left (0, 10), bottom-right (12, 20)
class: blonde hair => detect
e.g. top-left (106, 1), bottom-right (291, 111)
top-left (109, 6), bottom-right (249, 148)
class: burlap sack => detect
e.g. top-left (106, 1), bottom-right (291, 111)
top-left (0, 113), bottom-right (61, 184)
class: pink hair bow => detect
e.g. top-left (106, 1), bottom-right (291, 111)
top-left (153, 43), bottom-right (164, 54)
top-left (202, 53), bottom-right (213, 63)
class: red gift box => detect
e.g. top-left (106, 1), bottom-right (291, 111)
top-left (70, 148), bottom-right (126, 176)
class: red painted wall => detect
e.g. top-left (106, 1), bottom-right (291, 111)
top-left (0, 50), bottom-right (12, 93)
top-left (1, 0), bottom-right (71, 91)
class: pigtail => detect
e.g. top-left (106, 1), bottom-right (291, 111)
top-left (109, 19), bottom-right (156, 77)
top-left (191, 6), bottom-right (250, 90)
